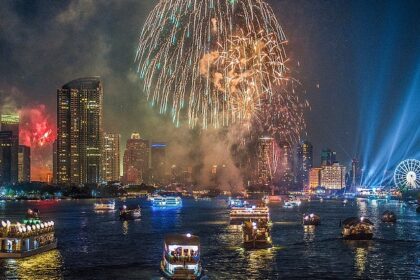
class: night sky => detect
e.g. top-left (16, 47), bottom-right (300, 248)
top-left (0, 0), bottom-right (419, 182)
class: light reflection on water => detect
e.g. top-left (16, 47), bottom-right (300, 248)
top-left (0, 199), bottom-right (418, 279)
top-left (2, 250), bottom-right (63, 280)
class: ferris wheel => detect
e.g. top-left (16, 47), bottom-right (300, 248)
top-left (394, 159), bottom-right (420, 190)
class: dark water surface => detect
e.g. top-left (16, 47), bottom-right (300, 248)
top-left (0, 198), bottom-right (419, 279)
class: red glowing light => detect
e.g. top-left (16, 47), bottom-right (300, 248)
top-left (19, 105), bottom-right (56, 182)
top-left (19, 105), bottom-right (56, 148)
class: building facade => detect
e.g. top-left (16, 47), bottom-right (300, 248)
top-left (320, 163), bottom-right (346, 190)
top-left (309, 167), bottom-right (322, 189)
top-left (151, 142), bottom-right (167, 185)
top-left (0, 115), bottom-right (19, 185)
top-left (123, 133), bottom-right (149, 185)
top-left (56, 77), bottom-right (103, 185)
top-left (18, 145), bottom-right (31, 182)
top-left (257, 137), bottom-right (275, 185)
top-left (102, 133), bottom-right (120, 182)
top-left (321, 148), bottom-right (336, 166)
top-left (296, 141), bottom-right (313, 188)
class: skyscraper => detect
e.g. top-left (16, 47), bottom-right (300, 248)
top-left (151, 142), bottom-right (167, 184)
top-left (123, 133), bottom-right (149, 184)
top-left (257, 137), bottom-right (275, 185)
top-left (309, 167), bottom-right (322, 189)
top-left (296, 141), bottom-right (313, 188)
top-left (102, 133), bottom-right (120, 182)
top-left (320, 163), bottom-right (346, 190)
top-left (351, 158), bottom-right (361, 188)
top-left (321, 148), bottom-right (336, 166)
top-left (279, 141), bottom-right (294, 187)
top-left (0, 114), bottom-right (19, 185)
top-left (56, 77), bottom-right (103, 185)
top-left (18, 145), bottom-right (31, 182)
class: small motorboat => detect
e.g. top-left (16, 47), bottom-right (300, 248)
top-left (242, 219), bottom-right (272, 249)
top-left (119, 205), bottom-right (141, 220)
top-left (283, 200), bottom-right (301, 208)
top-left (94, 200), bottom-right (115, 211)
top-left (161, 233), bottom-right (202, 279)
top-left (381, 210), bottom-right (397, 223)
top-left (342, 217), bottom-right (374, 240)
top-left (303, 213), bottom-right (321, 226)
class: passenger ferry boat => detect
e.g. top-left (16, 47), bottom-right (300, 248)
top-left (230, 204), bottom-right (270, 225)
top-left (242, 220), bottom-right (272, 249)
top-left (119, 205), bottom-right (141, 220)
top-left (0, 209), bottom-right (57, 259)
top-left (152, 196), bottom-right (182, 208)
top-left (342, 217), bottom-right (374, 240)
top-left (161, 233), bottom-right (202, 279)
top-left (94, 200), bottom-right (115, 211)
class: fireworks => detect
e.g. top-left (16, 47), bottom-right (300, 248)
top-left (19, 105), bottom-right (55, 148)
top-left (136, 0), bottom-right (307, 144)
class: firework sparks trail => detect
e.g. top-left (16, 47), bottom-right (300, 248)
top-left (136, 0), bottom-right (307, 145)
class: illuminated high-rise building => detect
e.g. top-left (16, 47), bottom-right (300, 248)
top-left (257, 137), bottom-right (275, 185)
top-left (0, 114), bottom-right (19, 185)
top-left (123, 133), bottom-right (149, 184)
top-left (320, 163), bottom-right (346, 190)
top-left (279, 141), bottom-right (294, 187)
top-left (151, 142), bottom-right (167, 184)
top-left (321, 148), bottom-right (336, 166)
top-left (296, 141), bottom-right (313, 188)
top-left (18, 145), bottom-right (31, 182)
top-left (309, 167), bottom-right (322, 189)
top-left (102, 133), bottom-right (120, 182)
top-left (56, 77), bottom-right (103, 185)
top-left (351, 158), bottom-right (361, 188)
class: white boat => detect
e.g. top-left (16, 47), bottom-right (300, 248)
top-left (161, 233), bottom-right (202, 279)
top-left (230, 205), bottom-right (270, 224)
top-left (283, 200), bottom-right (301, 208)
top-left (152, 196), bottom-right (182, 208)
top-left (94, 200), bottom-right (115, 211)
top-left (0, 209), bottom-right (57, 259)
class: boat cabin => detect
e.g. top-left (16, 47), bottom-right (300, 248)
top-left (161, 234), bottom-right (202, 279)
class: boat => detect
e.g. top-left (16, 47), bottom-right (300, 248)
top-left (94, 200), bottom-right (115, 211)
top-left (161, 233), bottom-right (202, 279)
top-left (228, 198), bottom-right (247, 208)
top-left (0, 209), bottom-right (57, 259)
top-left (230, 204), bottom-right (269, 225)
top-left (242, 219), bottom-right (272, 249)
top-left (303, 213), bottom-right (321, 226)
top-left (381, 210), bottom-right (397, 223)
top-left (119, 205), bottom-right (141, 220)
top-left (341, 217), bottom-right (374, 240)
top-left (283, 200), bottom-right (301, 208)
top-left (152, 196), bottom-right (182, 208)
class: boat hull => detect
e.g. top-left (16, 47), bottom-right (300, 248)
top-left (0, 239), bottom-right (57, 259)
top-left (342, 233), bottom-right (373, 240)
top-left (243, 240), bottom-right (272, 250)
top-left (160, 261), bottom-right (202, 280)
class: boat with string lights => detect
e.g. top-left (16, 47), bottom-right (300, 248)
top-left (230, 203), bottom-right (270, 225)
top-left (152, 196), bottom-right (182, 208)
top-left (94, 200), bottom-right (116, 211)
top-left (242, 219), bottom-right (272, 249)
top-left (160, 233), bottom-right (202, 279)
top-left (0, 209), bottom-right (57, 259)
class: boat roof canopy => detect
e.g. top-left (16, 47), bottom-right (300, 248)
top-left (343, 217), bottom-right (373, 226)
top-left (164, 234), bottom-right (200, 246)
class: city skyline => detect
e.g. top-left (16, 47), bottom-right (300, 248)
top-left (0, 1), bottom-right (419, 185)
